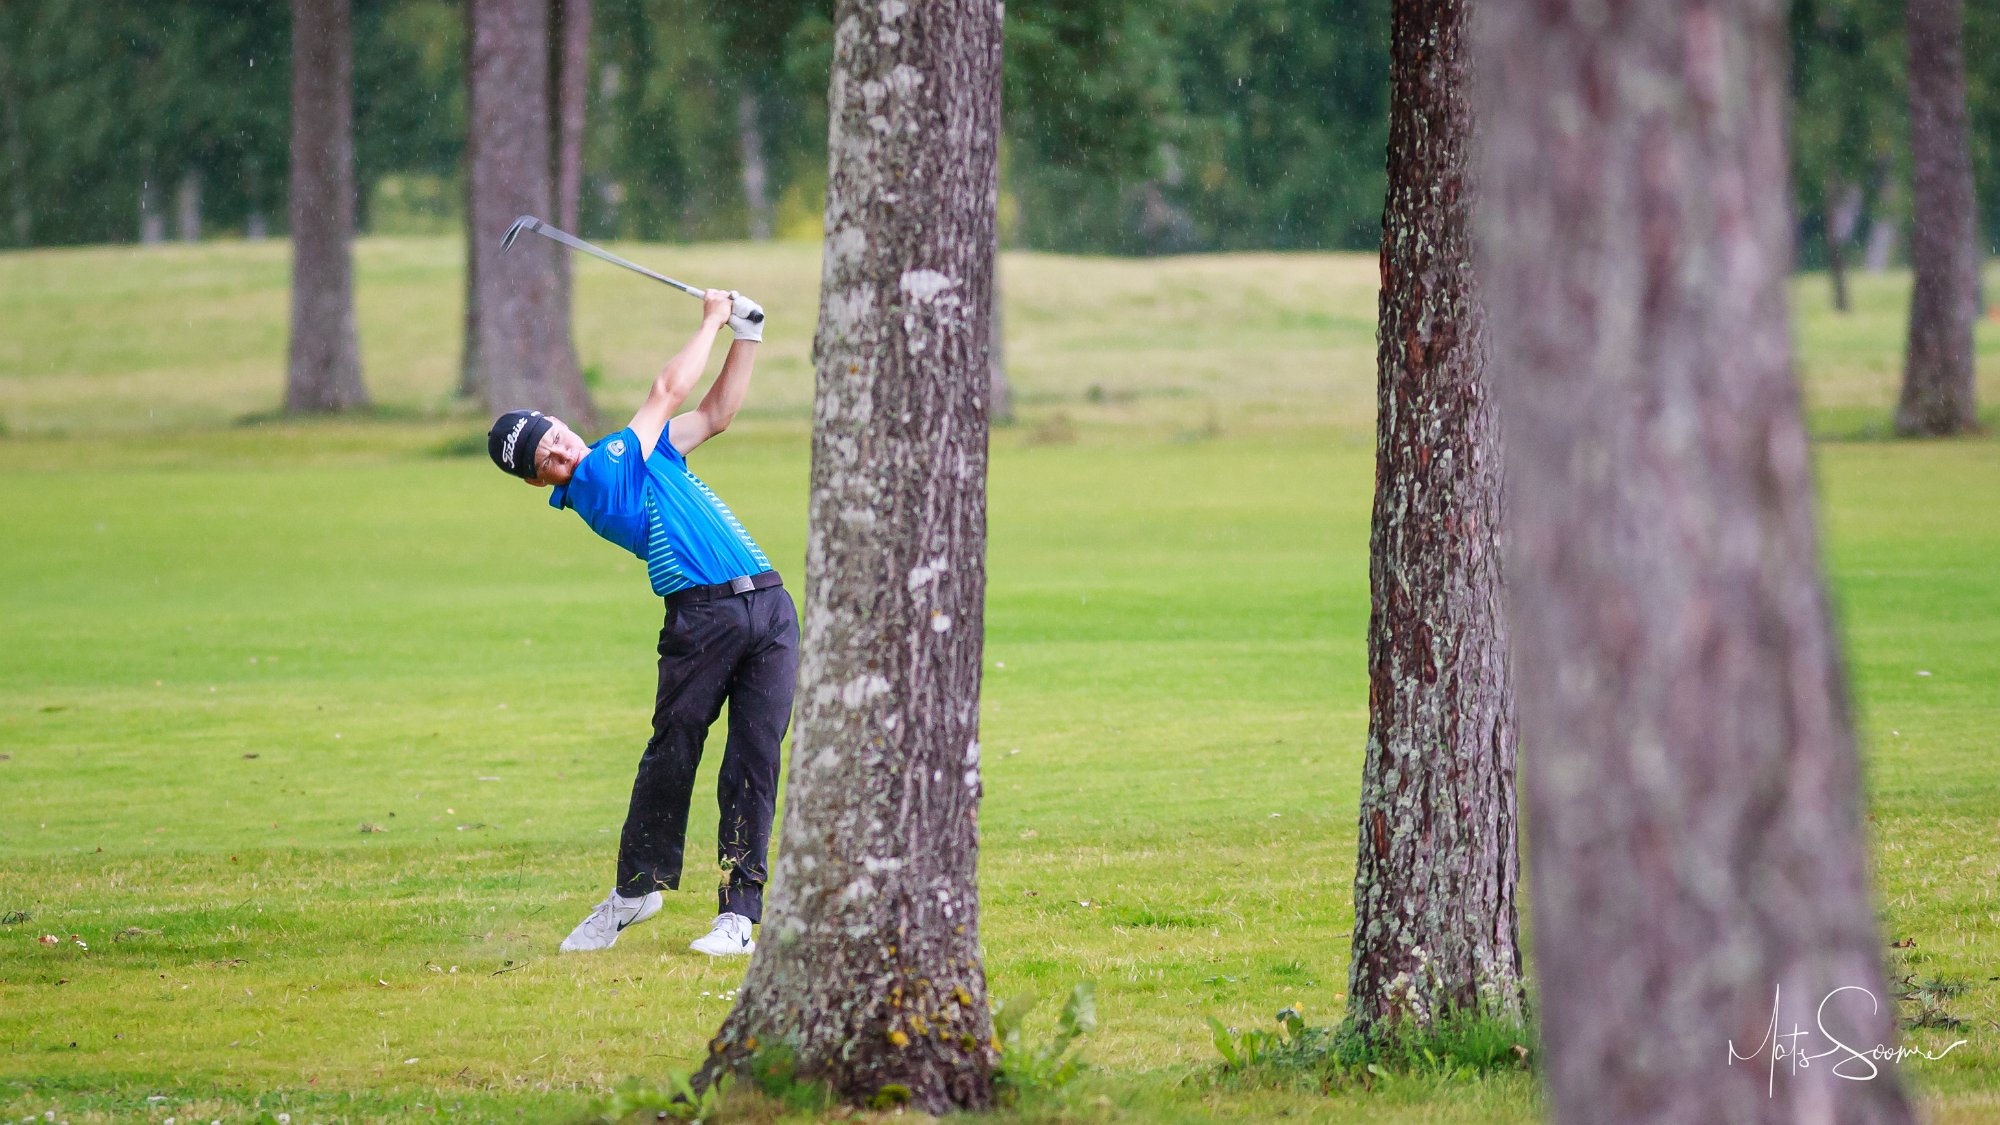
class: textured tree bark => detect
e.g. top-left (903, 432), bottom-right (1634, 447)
top-left (285, 0), bottom-right (369, 414)
top-left (696, 0), bottom-right (1002, 1113)
top-left (467, 0), bottom-right (593, 424)
top-left (1346, 0), bottom-right (1519, 1034)
top-left (1898, 0), bottom-right (1980, 435)
top-left (737, 88), bottom-right (773, 241)
top-left (1479, 2), bottom-right (1917, 1121)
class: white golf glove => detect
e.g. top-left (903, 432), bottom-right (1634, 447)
top-left (728, 292), bottom-right (765, 343)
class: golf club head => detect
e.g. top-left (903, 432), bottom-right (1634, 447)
top-left (500, 215), bottom-right (539, 253)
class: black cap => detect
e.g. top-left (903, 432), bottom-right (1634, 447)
top-left (488, 410), bottom-right (554, 480)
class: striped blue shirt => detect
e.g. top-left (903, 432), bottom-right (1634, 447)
top-left (548, 424), bottom-right (771, 595)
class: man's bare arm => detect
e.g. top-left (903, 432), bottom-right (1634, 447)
top-left (628, 289), bottom-right (734, 456)
top-left (670, 338), bottom-right (758, 456)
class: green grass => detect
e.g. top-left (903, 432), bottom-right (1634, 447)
top-left (2, 238), bottom-right (1998, 1123)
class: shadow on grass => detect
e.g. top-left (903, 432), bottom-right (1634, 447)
top-left (1809, 404), bottom-right (1999, 443)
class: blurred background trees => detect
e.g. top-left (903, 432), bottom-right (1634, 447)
top-left (1900, 0), bottom-right (1982, 433)
top-left (285, 0), bottom-right (369, 413)
top-left (0, 0), bottom-right (1385, 253)
top-left (0, 0), bottom-right (1989, 266)
top-left (462, 0), bottom-right (592, 419)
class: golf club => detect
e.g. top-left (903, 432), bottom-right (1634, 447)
top-left (500, 215), bottom-right (763, 322)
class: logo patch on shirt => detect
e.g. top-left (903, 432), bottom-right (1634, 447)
top-left (607, 438), bottom-right (626, 458)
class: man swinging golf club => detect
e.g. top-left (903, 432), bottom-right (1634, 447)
top-left (487, 287), bottom-right (787, 956)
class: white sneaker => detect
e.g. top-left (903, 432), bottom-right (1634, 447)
top-left (558, 890), bottom-right (661, 952)
top-left (689, 912), bottom-right (755, 956)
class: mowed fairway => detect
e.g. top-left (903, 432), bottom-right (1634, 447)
top-left (2, 240), bottom-right (1998, 1123)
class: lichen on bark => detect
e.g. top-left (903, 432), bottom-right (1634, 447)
top-left (1346, 0), bottom-right (1522, 1035)
top-left (696, 0), bottom-right (1002, 1113)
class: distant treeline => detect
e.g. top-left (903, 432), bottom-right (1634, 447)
top-left (0, 0), bottom-right (1993, 257)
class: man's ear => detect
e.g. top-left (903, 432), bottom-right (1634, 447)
top-left (524, 477), bottom-right (549, 489)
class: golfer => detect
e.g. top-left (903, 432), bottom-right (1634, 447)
top-left (486, 289), bottom-right (790, 956)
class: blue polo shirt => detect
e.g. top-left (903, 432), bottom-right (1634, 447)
top-left (549, 423), bottom-right (772, 595)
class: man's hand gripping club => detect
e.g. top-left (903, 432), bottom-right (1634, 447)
top-left (627, 289), bottom-right (765, 459)
top-left (728, 292), bottom-right (765, 343)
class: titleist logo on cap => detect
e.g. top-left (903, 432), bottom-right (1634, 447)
top-left (502, 413), bottom-right (538, 465)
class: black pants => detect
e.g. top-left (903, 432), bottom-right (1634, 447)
top-left (615, 581), bottom-right (798, 922)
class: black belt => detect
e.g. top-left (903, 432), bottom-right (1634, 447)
top-left (665, 569), bottom-right (783, 609)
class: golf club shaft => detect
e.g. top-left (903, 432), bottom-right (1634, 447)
top-left (517, 218), bottom-right (706, 298)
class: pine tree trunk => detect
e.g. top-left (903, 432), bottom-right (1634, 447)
top-left (1864, 218), bottom-right (1900, 272)
top-left (139, 172), bottom-right (165, 244)
top-left (0, 35), bottom-right (28, 247)
top-left (1346, 0), bottom-right (1519, 1034)
top-left (175, 169), bottom-right (201, 242)
top-left (1826, 177), bottom-right (1862, 314)
top-left (989, 261), bottom-right (1013, 424)
top-left (1479, 2), bottom-right (1918, 1121)
top-left (459, 0), bottom-right (483, 399)
top-left (285, 0), bottom-right (369, 413)
top-left (1898, 0), bottom-right (1980, 435)
top-left (467, 0), bottom-right (593, 424)
top-left (595, 65), bottom-right (624, 233)
top-left (246, 155), bottom-right (269, 241)
top-left (1864, 158), bottom-right (1899, 273)
top-left (1865, 194), bottom-right (1900, 272)
top-left (737, 88), bottom-right (772, 241)
top-left (696, 1), bottom-right (1003, 1113)
top-left (549, 0), bottom-right (590, 307)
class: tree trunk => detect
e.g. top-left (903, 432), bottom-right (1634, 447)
top-left (1898, 0), bottom-right (1980, 435)
top-left (696, 1), bottom-right (1003, 1113)
top-left (1864, 218), bottom-right (1899, 272)
top-left (549, 0), bottom-right (590, 308)
top-left (737, 88), bottom-right (772, 241)
top-left (0, 35), bottom-right (28, 247)
top-left (1346, 0), bottom-right (1519, 1035)
top-left (1826, 177), bottom-right (1862, 313)
top-left (467, 0), bottom-right (592, 423)
top-left (175, 168), bottom-right (201, 242)
top-left (139, 172), bottom-right (165, 244)
top-left (459, 0), bottom-right (482, 398)
top-left (245, 158), bottom-right (269, 241)
top-left (1864, 163), bottom-right (1900, 272)
top-left (595, 63), bottom-right (625, 233)
top-left (285, 0), bottom-right (369, 414)
top-left (1478, 2), bottom-right (1917, 1122)
top-left (989, 260), bottom-right (1013, 424)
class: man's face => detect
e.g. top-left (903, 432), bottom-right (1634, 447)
top-left (528, 418), bottom-right (590, 487)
